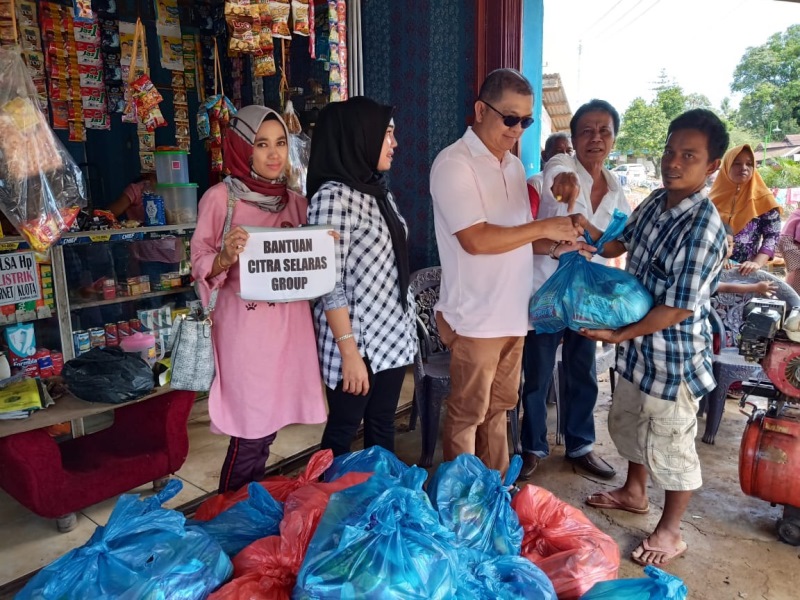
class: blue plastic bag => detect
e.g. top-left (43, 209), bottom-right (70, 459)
top-left (579, 565), bottom-right (688, 599)
top-left (17, 480), bottom-right (232, 600)
top-left (427, 454), bottom-right (523, 556)
top-left (530, 209), bottom-right (653, 333)
top-left (295, 467), bottom-right (459, 599)
top-left (456, 551), bottom-right (557, 600)
top-left (323, 444), bottom-right (411, 482)
top-left (188, 482), bottom-right (283, 556)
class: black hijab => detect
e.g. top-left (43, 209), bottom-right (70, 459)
top-left (307, 97), bottom-right (410, 310)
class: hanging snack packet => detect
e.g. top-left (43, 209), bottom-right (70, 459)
top-left (292, 0), bottom-right (310, 36)
top-left (129, 74), bottom-right (167, 130)
top-left (270, 0), bottom-right (291, 39)
top-left (0, 47), bottom-right (86, 251)
top-left (254, 53), bottom-right (276, 77)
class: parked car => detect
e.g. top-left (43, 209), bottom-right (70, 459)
top-left (611, 163), bottom-right (647, 186)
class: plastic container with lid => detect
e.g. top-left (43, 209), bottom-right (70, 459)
top-left (154, 150), bottom-right (189, 184)
top-left (155, 183), bottom-right (198, 225)
top-left (120, 332), bottom-right (164, 367)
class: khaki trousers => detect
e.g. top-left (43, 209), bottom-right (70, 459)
top-left (436, 312), bottom-right (524, 475)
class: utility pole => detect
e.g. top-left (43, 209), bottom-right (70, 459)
top-left (577, 40), bottom-right (582, 102)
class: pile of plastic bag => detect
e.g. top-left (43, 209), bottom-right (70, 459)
top-left (210, 465), bottom-right (371, 598)
top-left (195, 448), bottom-right (337, 520)
top-left (188, 483), bottom-right (284, 556)
top-left (296, 464), bottom-right (460, 599)
top-left (580, 565), bottom-right (688, 599)
top-left (17, 480), bottom-right (232, 599)
top-left (512, 484), bottom-right (620, 599)
top-left (427, 455), bottom-right (556, 599)
top-left (530, 209), bottom-right (653, 333)
top-left (18, 447), bottom-right (688, 599)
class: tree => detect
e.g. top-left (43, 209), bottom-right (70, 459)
top-left (654, 86), bottom-right (686, 122)
top-left (719, 97), bottom-right (735, 121)
top-left (759, 158), bottom-right (800, 189)
top-left (616, 98), bottom-right (669, 176)
top-left (726, 125), bottom-right (753, 149)
top-left (685, 93), bottom-right (712, 111)
top-left (731, 25), bottom-right (800, 133)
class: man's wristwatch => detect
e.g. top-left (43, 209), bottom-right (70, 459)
top-left (548, 241), bottom-right (563, 259)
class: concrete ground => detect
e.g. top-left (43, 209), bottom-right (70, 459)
top-left (392, 374), bottom-right (800, 600)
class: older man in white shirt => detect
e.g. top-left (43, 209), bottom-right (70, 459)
top-left (520, 99), bottom-right (632, 480)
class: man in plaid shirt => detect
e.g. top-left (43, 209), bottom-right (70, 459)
top-left (574, 109), bottom-right (729, 568)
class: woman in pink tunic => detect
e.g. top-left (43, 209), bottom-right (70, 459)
top-left (191, 106), bottom-right (326, 493)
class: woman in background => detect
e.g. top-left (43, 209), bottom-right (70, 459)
top-left (778, 207), bottom-right (800, 294)
top-left (306, 97), bottom-right (417, 456)
top-left (710, 144), bottom-right (780, 275)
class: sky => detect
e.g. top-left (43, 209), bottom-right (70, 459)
top-left (542, 0), bottom-right (800, 115)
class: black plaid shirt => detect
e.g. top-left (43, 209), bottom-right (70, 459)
top-left (617, 189), bottom-right (726, 401)
top-left (307, 182), bottom-right (417, 388)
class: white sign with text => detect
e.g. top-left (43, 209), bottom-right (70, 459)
top-left (238, 226), bottom-right (336, 302)
top-left (0, 252), bottom-right (40, 306)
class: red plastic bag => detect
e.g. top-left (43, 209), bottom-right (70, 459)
top-left (209, 471), bottom-right (371, 599)
top-left (511, 484), bottom-right (620, 600)
top-left (195, 449), bottom-right (335, 521)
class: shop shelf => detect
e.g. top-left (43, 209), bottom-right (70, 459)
top-left (0, 307), bottom-right (53, 325)
top-left (69, 286), bottom-right (194, 310)
top-left (58, 224), bottom-right (196, 247)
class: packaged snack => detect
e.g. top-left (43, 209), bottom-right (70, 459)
top-left (138, 130), bottom-right (155, 151)
top-left (270, 0), bottom-right (291, 39)
top-left (227, 13), bottom-right (258, 54)
top-left (17, 1), bottom-right (38, 27)
top-left (51, 100), bottom-right (69, 129)
top-left (292, 0), bottom-right (310, 36)
top-left (210, 146), bottom-right (223, 172)
top-left (81, 87), bottom-right (106, 109)
top-left (22, 51), bottom-right (45, 76)
top-left (253, 53), bottom-right (275, 77)
top-left (84, 108), bottom-right (110, 130)
top-left (140, 151), bottom-right (155, 172)
top-left (73, 0), bottom-right (94, 23)
top-left (100, 19), bottom-right (120, 49)
top-left (73, 21), bottom-right (100, 44)
top-left (76, 42), bottom-right (103, 66)
top-left (20, 27), bottom-right (41, 52)
top-left (78, 64), bottom-right (103, 87)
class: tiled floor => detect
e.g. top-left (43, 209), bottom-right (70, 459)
top-left (5, 371), bottom-right (800, 599)
top-left (0, 371), bottom-right (415, 588)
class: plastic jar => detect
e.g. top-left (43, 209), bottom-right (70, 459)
top-left (120, 332), bottom-right (163, 367)
top-left (155, 183), bottom-right (198, 225)
top-left (154, 150), bottom-right (189, 184)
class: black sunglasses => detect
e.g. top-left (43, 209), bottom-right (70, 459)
top-left (481, 99), bottom-right (534, 129)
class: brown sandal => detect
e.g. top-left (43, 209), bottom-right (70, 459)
top-left (585, 491), bottom-right (650, 514)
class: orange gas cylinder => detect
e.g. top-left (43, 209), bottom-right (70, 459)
top-left (739, 410), bottom-right (800, 506)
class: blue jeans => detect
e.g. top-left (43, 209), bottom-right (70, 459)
top-left (521, 328), bottom-right (598, 458)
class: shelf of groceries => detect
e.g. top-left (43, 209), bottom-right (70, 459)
top-left (0, 223), bottom-right (199, 425)
top-left (0, 223), bottom-right (196, 252)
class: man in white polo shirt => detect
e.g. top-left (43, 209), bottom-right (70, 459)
top-left (430, 68), bottom-right (585, 475)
